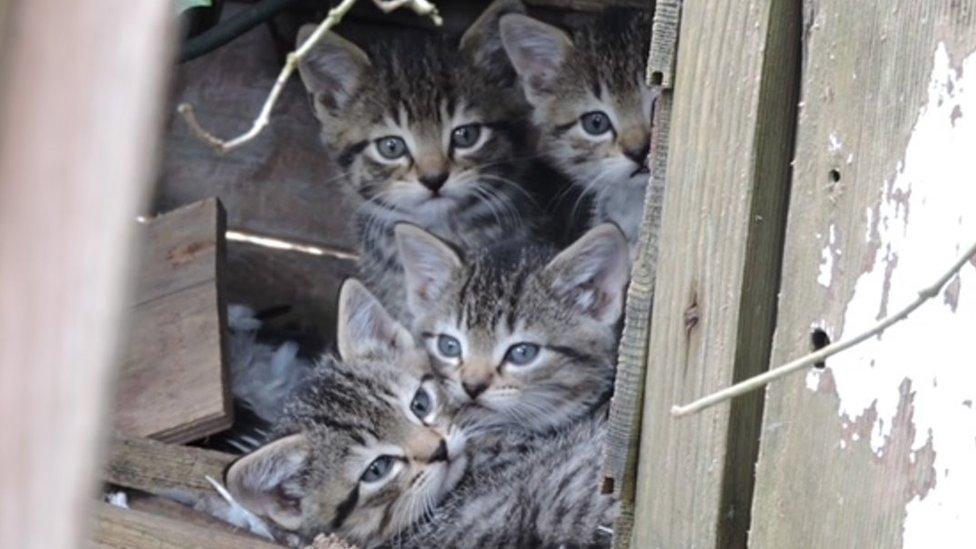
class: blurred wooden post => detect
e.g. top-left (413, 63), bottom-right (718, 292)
top-left (0, 1), bottom-right (172, 548)
top-left (624, 0), bottom-right (800, 547)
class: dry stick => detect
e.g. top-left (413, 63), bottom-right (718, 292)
top-left (672, 238), bottom-right (976, 417)
top-left (178, 0), bottom-right (442, 154)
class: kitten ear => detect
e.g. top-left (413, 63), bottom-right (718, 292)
top-left (337, 279), bottom-right (414, 362)
top-left (395, 224), bottom-right (463, 315)
top-left (499, 14), bottom-right (572, 101)
top-left (541, 223), bottom-right (630, 325)
top-left (226, 434), bottom-right (311, 532)
top-left (296, 25), bottom-right (370, 113)
top-left (459, 0), bottom-right (526, 70)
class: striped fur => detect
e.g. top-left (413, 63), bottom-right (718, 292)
top-left (500, 9), bottom-right (655, 256)
top-left (297, 0), bottom-right (543, 320)
top-left (396, 223), bottom-right (629, 436)
top-left (224, 282), bottom-right (467, 548)
top-left (388, 416), bottom-right (617, 548)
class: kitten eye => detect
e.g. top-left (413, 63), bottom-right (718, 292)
top-left (410, 387), bottom-right (433, 419)
top-left (375, 136), bottom-right (408, 159)
top-left (504, 343), bottom-right (540, 366)
top-left (437, 335), bottom-right (462, 358)
top-left (450, 124), bottom-right (482, 149)
top-left (580, 111), bottom-right (613, 136)
top-left (361, 455), bottom-right (396, 483)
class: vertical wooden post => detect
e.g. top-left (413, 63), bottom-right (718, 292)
top-left (0, 1), bottom-right (172, 548)
top-left (626, 0), bottom-right (800, 547)
top-left (750, 2), bottom-right (976, 546)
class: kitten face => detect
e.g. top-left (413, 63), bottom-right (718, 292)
top-left (297, 0), bottom-right (531, 227)
top-left (396, 224), bottom-right (630, 433)
top-left (500, 10), bottom-right (654, 196)
top-left (226, 281), bottom-right (467, 548)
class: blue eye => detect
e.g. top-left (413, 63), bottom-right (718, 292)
top-left (361, 455), bottom-right (395, 483)
top-left (411, 387), bottom-right (433, 419)
top-left (437, 335), bottom-right (462, 358)
top-left (504, 343), bottom-right (540, 366)
top-left (580, 111), bottom-right (613, 135)
top-left (375, 136), bottom-right (408, 159)
top-left (451, 124), bottom-right (482, 149)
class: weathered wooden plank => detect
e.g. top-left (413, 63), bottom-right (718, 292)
top-left (114, 280), bottom-right (232, 443)
top-left (645, 0), bottom-right (681, 88)
top-left (114, 200), bottom-right (231, 443)
top-left (750, 2), bottom-right (976, 546)
top-left (91, 502), bottom-right (280, 548)
top-left (104, 434), bottom-right (235, 500)
top-left (135, 199), bottom-right (223, 306)
top-left (604, 4), bottom-right (672, 543)
top-left (626, 0), bottom-right (800, 547)
top-left (0, 1), bottom-right (170, 548)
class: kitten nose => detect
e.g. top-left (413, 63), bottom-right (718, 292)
top-left (428, 439), bottom-right (449, 463)
top-left (419, 172), bottom-right (449, 193)
top-left (462, 381), bottom-right (489, 399)
top-left (624, 139), bottom-right (650, 167)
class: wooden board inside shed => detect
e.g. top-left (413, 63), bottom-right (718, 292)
top-left (113, 199), bottom-right (232, 443)
top-left (750, 2), bottom-right (976, 546)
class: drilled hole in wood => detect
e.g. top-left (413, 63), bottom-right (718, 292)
top-left (649, 71), bottom-right (663, 86)
top-left (811, 329), bottom-right (831, 369)
top-left (829, 169), bottom-right (841, 183)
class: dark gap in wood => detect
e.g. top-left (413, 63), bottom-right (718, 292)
top-left (717, 1), bottom-right (804, 548)
top-left (811, 329), bottom-right (830, 368)
top-left (829, 168), bottom-right (841, 182)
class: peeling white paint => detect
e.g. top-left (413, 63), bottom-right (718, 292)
top-left (811, 43), bottom-right (976, 545)
top-left (828, 132), bottom-right (844, 153)
top-left (818, 224), bottom-right (838, 287)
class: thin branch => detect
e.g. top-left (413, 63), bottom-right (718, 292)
top-left (671, 237), bottom-right (976, 418)
top-left (178, 0), bottom-right (442, 154)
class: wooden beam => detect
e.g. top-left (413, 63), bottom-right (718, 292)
top-left (750, 2), bottom-right (976, 545)
top-left (0, 1), bottom-right (171, 548)
top-left (113, 199), bottom-right (232, 443)
top-left (91, 503), bottom-right (280, 548)
top-left (104, 434), bottom-right (235, 500)
top-left (626, 0), bottom-right (800, 547)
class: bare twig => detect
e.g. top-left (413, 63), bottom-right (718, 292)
top-left (671, 238), bottom-right (976, 417)
top-left (178, 0), bottom-right (442, 154)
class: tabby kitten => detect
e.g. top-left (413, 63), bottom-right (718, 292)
top-left (395, 222), bottom-right (630, 434)
top-left (389, 415), bottom-right (617, 548)
top-left (225, 280), bottom-right (467, 548)
top-left (500, 10), bottom-right (655, 256)
top-left (296, 0), bottom-right (540, 320)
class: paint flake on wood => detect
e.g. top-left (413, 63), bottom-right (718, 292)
top-left (113, 198), bottom-right (231, 443)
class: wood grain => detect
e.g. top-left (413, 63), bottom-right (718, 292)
top-left (104, 434), bottom-right (235, 500)
top-left (750, 2), bottom-right (976, 547)
top-left (113, 199), bottom-right (232, 443)
top-left (0, 1), bottom-right (171, 548)
top-left (626, 1), bottom-right (800, 547)
top-left (135, 199), bottom-right (223, 306)
top-left (91, 502), bottom-right (280, 548)
top-left (604, 3), bottom-right (671, 543)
